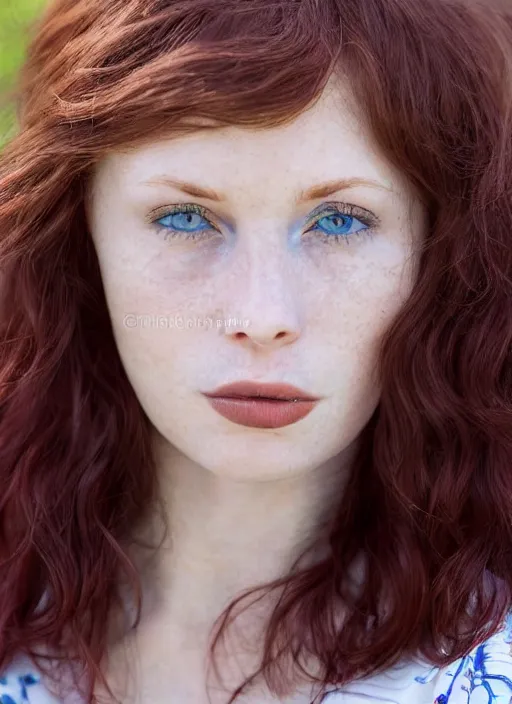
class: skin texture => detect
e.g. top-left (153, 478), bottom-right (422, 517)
top-left (85, 79), bottom-right (427, 703)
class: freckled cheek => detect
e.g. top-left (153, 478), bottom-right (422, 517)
top-left (100, 262), bottom-right (219, 326)
top-left (101, 237), bottom-right (413, 335)
top-left (305, 258), bottom-right (412, 335)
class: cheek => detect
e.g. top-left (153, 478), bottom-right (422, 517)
top-left (107, 323), bottom-right (201, 432)
top-left (310, 253), bottom-right (415, 407)
top-left (308, 249), bottom-right (415, 342)
top-left (98, 257), bottom-right (219, 339)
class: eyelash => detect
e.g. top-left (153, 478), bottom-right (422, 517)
top-left (148, 201), bottom-right (380, 245)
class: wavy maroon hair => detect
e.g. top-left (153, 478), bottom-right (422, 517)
top-left (1, 0), bottom-right (512, 702)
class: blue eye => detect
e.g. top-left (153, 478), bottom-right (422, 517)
top-left (151, 201), bottom-right (379, 244)
top-left (313, 213), bottom-right (368, 236)
top-left (306, 204), bottom-right (377, 243)
top-left (155, 204), bottom-right (213, 239)
top-left (160, 212), bottom-right (210, 232)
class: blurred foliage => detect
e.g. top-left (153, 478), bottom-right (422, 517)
top-left (0, 0), bottom-right (48, 147)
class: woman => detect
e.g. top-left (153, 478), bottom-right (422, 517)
top-left (1, 0), bottom-right (512, 702)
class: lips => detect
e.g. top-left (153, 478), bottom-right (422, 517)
top-left (202, 381), bottom-right (321, 429)
top-left (203, 381), bottom-right (320, 401)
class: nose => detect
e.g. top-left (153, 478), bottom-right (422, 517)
top-left (226, 317), bottom-right (300, 350)
top-left (222, 255), bottom-right (302, 352)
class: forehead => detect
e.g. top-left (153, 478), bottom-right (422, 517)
top-left (95, 79), bottom-right (411, 200)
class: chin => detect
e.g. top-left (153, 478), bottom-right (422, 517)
top-left (195, 443), bottom-right (325, 482)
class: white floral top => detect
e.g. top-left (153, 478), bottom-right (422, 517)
top-left (2, 612), bottom-right (512, 703)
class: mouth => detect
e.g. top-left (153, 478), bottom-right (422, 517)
top-left (203, 381), bottom-right (320, 402)
top-left (201, 381), bottom-right (322, 429)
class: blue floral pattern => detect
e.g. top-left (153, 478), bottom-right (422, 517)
top-left (431, 611), bottom-right (512, 703)
top-left (322, 611), bottom-right (512, 703)
top-left (0, 672), bottom-right (40, 703)
top-left (2, 613), bottom-right (512, 703)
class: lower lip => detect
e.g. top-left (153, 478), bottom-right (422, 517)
top-left (204, 396), bottom-right (318, 429)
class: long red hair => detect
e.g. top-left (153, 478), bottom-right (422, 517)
top-left (1, 0), bottom-right (512, 702)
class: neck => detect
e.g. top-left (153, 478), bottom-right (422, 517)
top-left (104, 430), bottom-right (357, 701)
top-left (127, 430), bottom-right (356, 636)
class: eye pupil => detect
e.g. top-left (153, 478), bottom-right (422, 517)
top-left (169, 212), bottom-right (206, 231)
top-left (317, 213), bottom-right (353, 235)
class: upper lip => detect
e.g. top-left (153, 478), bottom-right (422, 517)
top-left (202, 381), bottom-right (321, 401)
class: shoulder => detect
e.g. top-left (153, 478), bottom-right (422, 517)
top-left (322, 610), bottom-right (512, 703)
top-left (0, 654), bottom-right (59, 703)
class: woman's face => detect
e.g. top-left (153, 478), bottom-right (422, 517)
top-left (87, 80), bottom-right (426, 481)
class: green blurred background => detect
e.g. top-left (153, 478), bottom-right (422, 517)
top-left (0, 0), bottom-right (48, 148)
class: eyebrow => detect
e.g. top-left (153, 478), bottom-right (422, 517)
top-left (142, 176), bottom-right (393, 202)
